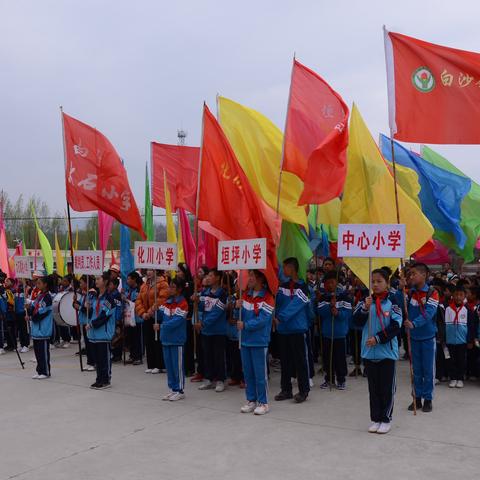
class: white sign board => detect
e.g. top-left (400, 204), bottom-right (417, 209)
top-left (338, 224), bottom-right (406, 258)
top-left (134, 242), bottom-right (177, 270)
top-left (14, 256), bottom-right (32, 279)
top-left (73, 250), bottom-right (104, 275)
top-left (218, 238), bottom-right (267, 271)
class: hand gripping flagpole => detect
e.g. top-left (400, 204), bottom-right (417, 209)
top-left (60, 106), bottom-right (84, 372)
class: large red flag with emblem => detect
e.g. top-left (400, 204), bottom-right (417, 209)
top-left (198, 105), bottom-right (278, 293)
top-left (151, 143), bottom-right (199, 213)
top-left (283, 60), bottom-right (349, 205)
top-left (384, 29), bottom-right (480, 144)
top-left (62, 113), bottom-right (144, 237)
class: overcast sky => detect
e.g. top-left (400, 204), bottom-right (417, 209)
top-left (1, 0), bottom-right (480, 219)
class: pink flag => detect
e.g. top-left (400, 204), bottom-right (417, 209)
top-left (178, 208), bottom-right (196, 274)
top-left (98, 210), bottom-right (114, 267)
top-left (0, 199), bottom-right (12, 277)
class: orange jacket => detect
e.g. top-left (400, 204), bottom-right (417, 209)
top-left (135, 276), bottom-right (169, 319)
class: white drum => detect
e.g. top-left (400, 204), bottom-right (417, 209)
top-left (53, 291), bottom-right (78, 327)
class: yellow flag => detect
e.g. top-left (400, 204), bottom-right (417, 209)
top-left (218, 96), bottom-right (308, 228)
top-left (386, 161), bottom-right (422, 209)
top-left (55, 230), bottom-right (65, 276)
top-left (317, 198), bottom-right (341, 228)
top-left (340, 105), bottom-right (433, 286)
top-left (177, 211), bottom-right (185, 264)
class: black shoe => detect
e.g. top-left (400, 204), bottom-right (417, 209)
top-left (293, 392), bottom-right (308, 403)
top-left (132, 359), bottom-right (142, 366)
top-left (408, 398), bottom-right (423, 411)
top-left (90, 382), bottom-right (101, 389)
top-left (274, 391), bottom-right (293, 401)
top-left (422, 400), bottom-right (433, 412)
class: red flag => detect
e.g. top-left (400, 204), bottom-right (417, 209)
top-left (385, 29), bottom-right (480, 143)
top-left (151, 143), bottom-right (199, 213)
top-left (62, 113), bottom-right (145, 237)
top-left (198, 105), bottom-right (278, 293)
top-left (283, 60), bottom-right (349, 205)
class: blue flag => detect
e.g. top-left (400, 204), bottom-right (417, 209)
top-left (380, 135), bottom-right (471, 249)
top-left (120, 224), bottom-right (134, 285)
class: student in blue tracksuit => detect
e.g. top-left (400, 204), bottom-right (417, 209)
top-left (14, 282), bottom-right (29, 352)
top-left (236, 270), bottom-right (274, 416)
top-left (403, 263), bottom-right (439, 413)
top-left (274, 257), bottom-right (311, 404)
top-left (196, 269), bottom-right (228, 392)
top-left (444, 285), bottom-right (477, 388)
top-left (154, 277), bottom-right (189, 402)
top-left (108, 277), bottom-right (123, 362)
top-left (73, 275), bottom-right (96, 370)
top-left (125, 271), bottom-right (144, 365)
top-left (354, 268), bottom-right (402, 435)
top-left (28, 275), bottom-right (54, 379)
top-left (0, 278), bottom-right (6, 355)
top-left (317, 271), bottom-right (353, 390)
top-left (86, 273), bottom-right (116, 389)
top-left (225, 273), bottom-right (243, 387)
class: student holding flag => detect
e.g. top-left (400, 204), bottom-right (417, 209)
top-left (236, 270), bottom-right (274, 416)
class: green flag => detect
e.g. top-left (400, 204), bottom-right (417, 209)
top-left (144, 163), bottom-right (154, 241)
top-left (277, 221), bottom-right (312, 281)
top-left (422, 146), bottom-right (480, 263)
top-left (31, 205), bottom-right (54, 274)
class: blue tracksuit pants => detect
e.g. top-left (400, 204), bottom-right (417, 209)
top-left (411, 337), bottom-right (436, 401)
top-left (241, 346), bottom-right (269, 404)
top-left (163, 345), bottom-right (185, 393)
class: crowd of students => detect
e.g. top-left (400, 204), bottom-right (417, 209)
top-left (1, 258), bottom-right (479, 434)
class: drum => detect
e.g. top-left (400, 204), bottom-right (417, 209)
top-left (52, 291), bottom-right (77, 327)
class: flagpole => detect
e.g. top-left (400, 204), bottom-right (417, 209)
top-left (192, 103), bottom-right (206, 369)
top-left (60, 106), bottom-right (84, 372)
top-left (275, 54), bottom-right (296, 217)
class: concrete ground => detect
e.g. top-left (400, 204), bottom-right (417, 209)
top-left (1, 347), bottom-right (479, 480)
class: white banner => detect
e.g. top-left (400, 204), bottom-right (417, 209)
top-left (14, 256), bottom-right (32, 279)
top-left (73, 250), bottom-right (104, 275)
top-left (134, 242), bottom-right (177, 270)
top-left (218, 238), bottom-right (267, 271)
top-left (338, 224), bottom-right (406, 258)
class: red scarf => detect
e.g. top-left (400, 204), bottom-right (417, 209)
top-left (33, 292), bottom-right (48, 315)
top-left (449, 302), bottom-right (463, 325)
top-left (374, 292), bottom-right (389, 337)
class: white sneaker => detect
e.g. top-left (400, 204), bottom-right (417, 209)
top-left (368, 422), bottom-right (381, 433)
top-left (199, 381), bottom-right (214, 390)
top-left (254, 403), bottom-right (269, 415)
top-left (456, 380), bottom-right (464, 388)
top-left (151, 368), bottom-right (160, 374)
top-left (61, 342), bottom-right (70, 349)
top-left (240, 401), bottom-right (257, 413)
top-left (449, 380), bottom-right (457, 388)
top-left (145, 369), bottom-right (153, 374)
top-left (215, 381), bottom-right (225, 392)
top-left (37, 374), bottom-right (48, 380)
top-left (162, 391), bottom-right (175, 401)
top-left (85, 365), bottom-right (95, 371)
top-left (377, 422), bottom-right (391, 434)
top-left (20, 346), bottom-right (29, 353)
top-left (434, 378), bottom-right (440, 385)
top-left (169, 392), bottom-right (185, 401)
top-left (32, 373), bottom-right (40, 379)
top-left (309, 378), bottom-right (314, 388)
top-left (0, 348), bottom-right (5, 355)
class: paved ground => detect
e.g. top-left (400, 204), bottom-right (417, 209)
top-left (1, 347), bottom-right (479, 480)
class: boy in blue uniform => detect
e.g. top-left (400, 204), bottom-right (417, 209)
top-left (124, 271), bottom-right (144, 365)
top-left (196, 269), bottom-right (228, 393)
top-left (87, 273), bottom-right (116, 390)
top-left (155, 277), bottom-right (189, 401)
top-left (28, 275), bottom-right (54, 379)
top-left (404, 263), bottom-right (439, 413)
top-left (318, 271), bottom-right (353, 390)
top-left (14, 282), bottom-right (29, 352)
top-left (444, 285), bottom-right (477, 388)
top-left (354, 268), bottom-right (402, 434)
top-left (236, 270), bottom-right (274, 415)
top-left (274, 257), bottom-right (311, 403)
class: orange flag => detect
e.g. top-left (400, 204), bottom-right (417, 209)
top-left (283, 60), bottom-right (349, 205)
top-left (198, 105), bottom-right (279, 293)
